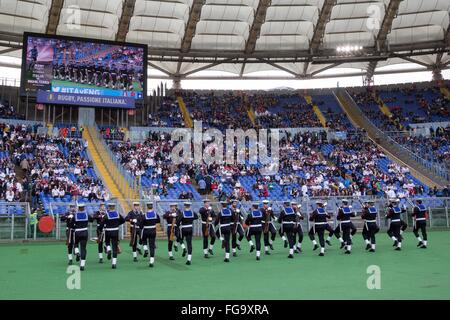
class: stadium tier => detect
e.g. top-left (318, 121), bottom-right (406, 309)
top-left (1, 1), bottom-right (450, 302)
top-left (1, 83), bottom-right (448, 213)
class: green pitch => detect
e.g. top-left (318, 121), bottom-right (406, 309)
top-left (52, 79), bottom-right (143, 92)
top-left (0, 231), bottom-right (449, 300)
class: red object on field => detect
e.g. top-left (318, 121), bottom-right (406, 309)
top-left (38, 216), bottom-right (55, 233)
top-left (128, 109), bottom-right (135, 116)
top-left (36, 103), bottom-right (44, 110)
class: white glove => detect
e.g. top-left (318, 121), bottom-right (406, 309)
top-left (236, 209), bottom-right (240, 213)
top-left (68, 214), bottom-right (73, 219)
top-left (171, 213), bottom-right (177, 217)
top-left (208, 207), bottom-right (212, 210)
top-left (268, 207), bottom-right (272, 211)
top-left (208, 217), bottom-right (213, 222)
top-left (132, 219), bottom-right (137, 223)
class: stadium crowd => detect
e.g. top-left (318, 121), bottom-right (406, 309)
top-left (0, 122), bottom-right (108, 209)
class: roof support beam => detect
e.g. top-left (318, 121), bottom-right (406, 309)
top-left (148, 62), bottom-right (175, 77)
top-left (365, 0), bottom-right (402, 83)
top-left (116, 0), bottom-right (136, 42)
top-left (394, 55), bottom-right (431, 68)
top-left (182, 58), bottom-right (236, 77)
top-left (258, 58), bottom-right (300, 77)
top-left (46, 0), bottom-right (64, 35)
top-left (240, 0), bottom-right (271, 76)
top-left (310, 63), bottom-right (342, 76)
top-left (0, 47), bottom-right (20, 55)
top-left (245, 0), bottom-right (271, 54)
top-left (303, 0), bottom-right (336, 76)
top-left (176, 0), bottom-right (205, 74)
top-left (148, 66), bottom-right (449, 80)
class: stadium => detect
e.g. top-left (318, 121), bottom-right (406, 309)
top-left (0, 0), bottom-right (449, 302)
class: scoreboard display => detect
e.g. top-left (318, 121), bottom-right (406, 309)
top-left (21, 32), bottom-right (147, 108)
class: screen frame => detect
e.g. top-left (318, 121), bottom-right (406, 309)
top-left (20, 32), bottom-right (148, 104)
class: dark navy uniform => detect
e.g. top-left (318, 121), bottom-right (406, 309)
top-left (336, 205), bottom-right (356, 253)
top-left (93, 206), bottom-right (106, 261)
top-left (163, 205), bottom-right (184, 259)
top-left (412, 201), bottom-right (428, 248)
top-left (292, 203), bottom-right (304, 252)
top-left (261, 204), bottom-right (277, 252)
top-left (125, 205), bottom-right (143, 260)
top-left (215, 204), bottom-right (234, 262)
top-left (73, 206), bottom-right (93, 270)
top-left (104, 206), bottom-right (125, 268)
top-left (361, 203), bottom-right (379, 252)
top-left (386, 201), bottom-right (406, 250)
top-left (61, 205), bottom-right (76, 264)
top-left (309, 204), bottom-right (331, 256)
top-left (139, 205), bottom-right (161, 266)
top-left (176, 204), bottom-right (199, 265)
top-left (278, 204), bottom-right (297, 258)
top-left (199, 202), bottom-right (216, 256)
top-left (245, 205), bottom-right (263, 260)
top-left (231, 203), bottom-right (245, 255)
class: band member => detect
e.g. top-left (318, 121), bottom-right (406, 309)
top-left (261, 200), bottom-right (276, 254)
top-left (104, 203), bottom-right (125, 269)
top-left (230, 200), bottom-right (245, 256)
top-left (386, 199), bottom-right (406, 250)
top-left (199, 199), bottom-right (216, 258)
top-left (308, 201), bottom-right (334, 250)
top-left (93, 203), bottom-right (106, 263)
top-left (412, 199), bottom-right (428, 249)
top-left (215, 201), bottom-right (233, 262)
top-left (245, 203), bottom-right (263, 260)
top-left (292, 201), bottom-right (304, 253)
top-left (126, 202), bottom-right (143, 261)
top-left (72, 203), bottom-right (93, 270)
top-left (140, 202), bottom-right (161, 267)
top-left (336, 200), bottom-right (356, 254)
top-left (361, 200), bottom-right (379, 252)
top-left (309, 200), bottom-right (331, 256)
top-left (176, 202), bottom-right (199, 265)
top-left (163, 203), bottom-right (185, 260)
top-left (61, 204), bottom-right (76, 265)
top-left (278, 201), bottom-right (297, 258)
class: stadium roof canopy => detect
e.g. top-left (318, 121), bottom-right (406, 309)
top-left (0, 0), bottom-right (448, 82)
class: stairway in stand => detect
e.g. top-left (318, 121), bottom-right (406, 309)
top-left (176, 96), bottom-right (193, 128)
top-left (83, 126), bottom-right (164, 237)
top-left (333, 89), bottom-right (449, 188)
top-left (304, 95), bottom-right (327, 128)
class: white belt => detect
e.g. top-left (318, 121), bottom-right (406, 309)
top-left (181, 224), bottom-right (192, 228)
top-left (365, 220), bottom-right (377, 223)
top-left (314, 222), bottom-right (328, 225)
top-left (340, 221), bottom-right (351, 223)
top-left (143, 225), bottom-right (156, 229)
top-left (105, 227), bottom-right (119, 231)
top-left (201, 221), bottom-right (212, 224)
top-left (250, 224), bottom-right (262, 228)
top-left (282, 221), bottom-right (295, 224)
top-left (220, 223), bottom-right (231, 227)
top-left (131, 225), bottom-right (140, 228)
top-left (391, 219), bottom-right (400, 222)
top-left (75, 228), bottom-right (87, 232)
top-left (415, 218), bottom-right (426, 221)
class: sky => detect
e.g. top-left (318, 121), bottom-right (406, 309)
top-left (1, 55), bottom-right (449, 93)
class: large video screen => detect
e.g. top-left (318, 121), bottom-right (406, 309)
top-left (21, 33), bottom-right (147, 108)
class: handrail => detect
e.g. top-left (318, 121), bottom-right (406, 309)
top-left (335, 89), bottom-right (450, 184)
top-left (91, 124), bottom-right (139, 198)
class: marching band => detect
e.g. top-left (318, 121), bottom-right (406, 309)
top-left (62, 198), bottom-right (430, 270)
